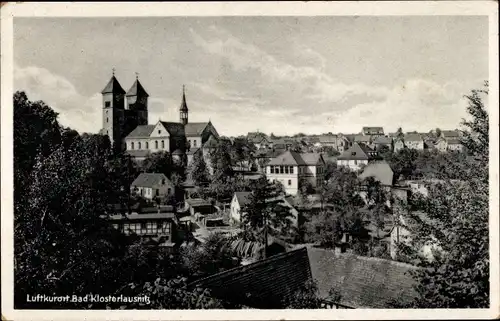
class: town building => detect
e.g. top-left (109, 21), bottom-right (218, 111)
top-left (372, 136), bottom-right (393, 151)
top-left (361, 126), bottom-right (385, 136)
top-left (336, 142), bottom-right (378, 171)
top-left (99, 73), bottom-right (219, 162)
top-left (403, 133), bottom-right (425, 150)
top-left (247, 132), bottom-right (270, 149)
top-left (393, 138), bottom-right (405, 153)
top-left (131, 173), bottom-right (175, 200)
top-left (445, 138), bottom-right (465, 152)
top-left (266, 151), bottom-right (326, 195)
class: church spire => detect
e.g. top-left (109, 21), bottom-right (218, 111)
top-left (180, 85), bottom-right (188, 125)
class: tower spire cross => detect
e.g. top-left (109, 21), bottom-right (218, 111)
top-left (135, 72), bottom-right (139, 80)
top-left (112, 67), bottom-right (115, 76)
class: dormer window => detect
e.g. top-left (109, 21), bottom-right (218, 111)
top-left (351, 152), bottom-right (356, 156)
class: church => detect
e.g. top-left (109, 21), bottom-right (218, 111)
top-left (99, 72), bottom-right (219, 163)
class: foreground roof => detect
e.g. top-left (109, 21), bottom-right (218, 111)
top-left (307, 247), bottom-right (417, 308)
top-left (188, 247), bottom-right (312, 308)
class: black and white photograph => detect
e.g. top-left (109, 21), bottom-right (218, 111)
top-left (1, 2), bottom-right (499, 320)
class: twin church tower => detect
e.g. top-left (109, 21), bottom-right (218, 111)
top-left (100, 71), bottom-right (189, 152)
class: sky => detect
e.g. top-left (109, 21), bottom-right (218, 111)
top-left (14, 16), bottom-right (488, 137)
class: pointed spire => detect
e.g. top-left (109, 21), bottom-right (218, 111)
top-left (126, 74), bottom-right (149, 97)
top-left (101, 69), bottom-right (125, 94)
top-left (180, 85), bottom-right (188, 112)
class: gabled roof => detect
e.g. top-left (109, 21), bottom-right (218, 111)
top-left (268, 150), bottom-right (306, 166)
top-left (234, 191), bottom-right (252, 207)
top-left (318, 135), bottom-right (338, 143)
top-left (126, 125), bottom-right (155, 138)
top-left (353, 135), bottom-right (372, 143)
top-left (358, 160), bottom-right (394, 186)
top-left (373, 136), bottom-right (392, 144)
top-left (337, 142), bottom-right (376, 161)
top-left (101, 75), bottom-right (126, 95)
top-left (131, 173), bottom-right (171, 187)
top-left (404, 133), bottom-right (423, 142)
top-left (185, 122), bottom-right (209, 137)
top-left (307, 247), bottom-right (417, 308)
top-left (300, 152), bottom-right (325, 165)
top-left (126, 79), bottom-right (149, 97)
top-left (160, 121), bottom-right (185, 137)
top-left (188, 247), bottom-right (312, 309)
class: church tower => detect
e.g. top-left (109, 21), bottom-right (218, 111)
top-left (180, 85), bottom-right (188, 125)
top-left (126, 73), bottom-right (149, 126)
top-left (101, 69), bottom-right (126, 152)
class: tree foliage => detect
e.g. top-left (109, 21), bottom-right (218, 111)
top-left (189, 151), bottom-right (210, 186)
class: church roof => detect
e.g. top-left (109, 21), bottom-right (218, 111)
top-left (126, 79), bottom-right (149, 97)
top-left (126, 125), bottom-right (155, 138)
top-left (160, 121), bottom-right (185, 137)
top-left (180, 86), bottom-right (188, 112)
top-left (101, 75), bottom-right (126, 94)
top-left (185, 122), bottom-right (209, 137)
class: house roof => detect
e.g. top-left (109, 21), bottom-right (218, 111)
top-left (160, 121), bottom-right (185, 137)
top-left (234, 191), bottom-right (252, 207)
top-left (359, 160), bottom-right (394, 186)
top-left (267, 151), bottom-right (323, 166)
top-left (318, 135), bottom-right (338, 143)
top-left (126, 79), bottom-right (149, 97)
top-left (404, 133), bottom-right (423, 142)
top-left (126, 125), bottom-right (156, 139)
top-left (188, 247), bottom-right (312, 309)
top-left (108, 212), bottom-right (176, 221)
top-left (101, 75), bottom-right (126, 94)
top-left (373, 136), bottom-right (392, 144)
top-left (337, 142), bottom-right (376, 161)
top-left (353, 135), bottom-right (372, 143)
top-left (362, 126), bottom-right (384, 134)
top-left (185, 122), bottom-right (209, 137)
top-left (247, 132), bottom-right (267, 143)
top-left (186, 198), bottom-right (212, 207)
top-left (131, 173), bottom-right (170, 187)
top-left (307, 247), bottom-right (418, 308)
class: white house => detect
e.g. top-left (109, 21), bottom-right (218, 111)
top-left (131, 173), bottom-right (175, 200)
top-left (266, 151), bottom-right (326, 195)
top-left (336, 142), bottom-right (378, 171)
top-left (403, 133), bottom-right (425, 150)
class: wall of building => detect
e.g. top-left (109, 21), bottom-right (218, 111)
top-left (336, 159), bottom-right (368, 171)
top-left (406, 141), bottom-right (424, 150)
top-left (267, 165), bottom-right (299, 195)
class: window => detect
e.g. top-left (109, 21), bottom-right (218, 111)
top-left (288, 179), bottom-right (292, 186)
top-left (351, 152), bottom-right (356, 156)
top-left (270, 166), bottom-right (275, 174)
top-left (158, 130), bottom-right (161, 134)
top-left (290, 166), bottom-right (294, 174)
top-left (167, 188), bottom-right (172, 194)
top-left (162, 179), bottom-right (166, 185)
top-left (145, 142), bottom-right (149, 149)
top-left (155, 189), bottom-right (159, 196)
top-left (285, 166), bottom-right (289, 174)
top-left (193, 140), bottom-right (197, 147)
top-left (161, 140), bottom-right (165, 149)
top-left (138, 142), bottom-right (142, 149)
top-left (106, 117), bottom-right (109, 123)
top-left (280, 166), bottom-right (284, 174)
top-left (105, 101), bottom-right (111, 107)
top-left (141, 223), bottom-right (147, 230)
top-left (131, 142), bottom-right (135, 150)
top-left (188, 140), bottom-right (191, 145)
top-left (354, 160), bottom-right (358, 165)
top-left (155, 141), bottom-right (158, 149)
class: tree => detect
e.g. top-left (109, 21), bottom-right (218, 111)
top-left (240, 177), bottom-right (293, 256)
top-left (396, 127), bottom-right (404, 139)
top-left (395, 83), bottom-right (489, 308)
top-left (231, 137), bottom-right (256, 169)
top-left (435, 128), bottom-right (442, 138)
top-left (141, 151), bottom-right (173, 177)
top-left (386, 148), bottom-right (420, 180)
top-left (190, 151), bottom-right (210, 185)
top-left (460, 81), bottom-right (488, 161)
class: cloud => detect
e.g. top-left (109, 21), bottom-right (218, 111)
top-left (14, 63), bottom-right (101, 134)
